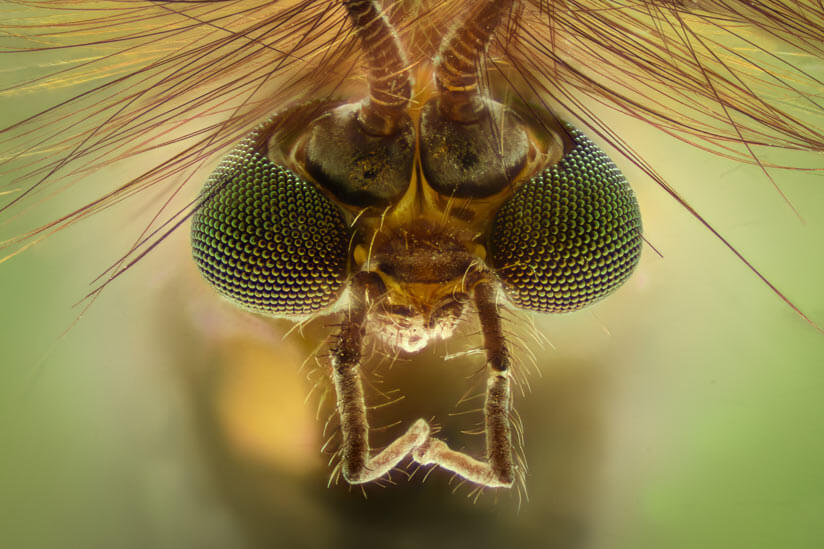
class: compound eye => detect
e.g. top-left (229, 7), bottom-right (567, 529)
top-left (191, 125), bottom-right (351, 317)
top-left (419, 98), bottom-right (530, 198)
top-left (489, 125), bottom-right (643, 313)
top-left (303, 103), bottom-right (415, 208)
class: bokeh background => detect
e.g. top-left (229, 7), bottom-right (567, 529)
top-left (2, 7), bottom-right (824, 549)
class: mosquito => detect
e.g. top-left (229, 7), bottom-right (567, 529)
top-left (1, 1), bottom-right (822, 492)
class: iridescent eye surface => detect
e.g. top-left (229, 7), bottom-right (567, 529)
top-left (191, 123), bottom-right (350, 317)
top-left (489, 125), bottom-right (643, 313)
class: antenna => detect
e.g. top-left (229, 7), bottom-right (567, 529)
top-left (342, 0), bottom-right (412, 135)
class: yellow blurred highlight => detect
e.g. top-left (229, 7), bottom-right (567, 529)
top-left (215, 338), bottom-right (321, 475)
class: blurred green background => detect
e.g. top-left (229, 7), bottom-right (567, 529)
top-left (2, 10), bottom-right (824, 549)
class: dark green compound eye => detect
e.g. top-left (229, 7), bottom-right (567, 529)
top-left (191, 129), bottom-right (351, 317)
top-left (489, 125), bottom-right (643, 313)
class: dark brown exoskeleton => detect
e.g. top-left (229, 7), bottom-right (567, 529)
top-left (191, 0), bottom-right (642, 489)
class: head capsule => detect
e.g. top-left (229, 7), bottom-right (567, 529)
top-left (190, 107), bottom-right (643, 322)
top-left (190, 0), bottom-right (643, 325)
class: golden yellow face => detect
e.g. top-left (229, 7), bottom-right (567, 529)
top-left (2, 1), bottom-right (824, 547)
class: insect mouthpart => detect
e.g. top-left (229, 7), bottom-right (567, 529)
top-left (368, 298), bottom-right (467, 354)
top-left (190, 0), bottom-right (643, 490)
top-left (361, 221), bottom-right (475, 353)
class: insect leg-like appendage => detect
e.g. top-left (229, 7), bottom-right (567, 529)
top-left (412, 278), bottom-right (515, 489)
top-left (330, 271), bottom-right (430, 484)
